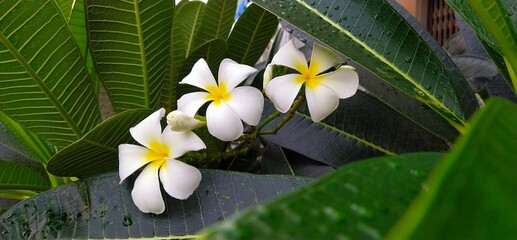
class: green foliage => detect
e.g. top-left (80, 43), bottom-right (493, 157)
top-left (0, 161), bottom-right (50, 192)
top-left (387, 98), bottom-right (517, 239)
top-left (201, 152), bottom-right (442, 239)
top-left (252, 0), bottom-right (479, 127)
top-left (446, 0), bottom-right (517, 92)
top-left (0, 170), bottom-right (311, 239)
top-left (1, 0), bottom-right (516, 238)
top-left (46, 109), bottom-right (153, 177)
top-left (0, 0), bottom-right (102, 148)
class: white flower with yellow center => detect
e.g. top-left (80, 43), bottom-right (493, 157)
top-left (264, 40), bottom-right (359, 122)
top-left (119, 108), bottom-right (206, 214)
top-left (178, 58), bottom-right (264, 141)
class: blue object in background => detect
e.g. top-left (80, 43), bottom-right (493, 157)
top-left (235, 0), bottom-right (249, 20)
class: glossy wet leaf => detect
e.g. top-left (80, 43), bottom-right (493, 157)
top-left (46, 109), bottom-right (153, 177)
top-left (86, 0), bottom-right (173, 111)
top-left (0, 1), bottom-right (102, 148)
top-left (0, 161), bottom-right (50, 192)
top-left (387, 98), bottom-right (517, 239)
top-left (263, 91), bottom-right (449, 167)
top-left (201, 152), bottom-right (442, 239)
top-left (253, 0), bottom-right (478, 127)
top-left (281, 21), bottom-right (460, 144)
top-left (227, 3), bottom-right (279, 66)
top-left (0, 170), bottom-right (311, 239)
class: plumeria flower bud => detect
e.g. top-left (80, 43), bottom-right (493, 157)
top-left (177, 58), bottom-right (264, 141)
top-left (264, 40), bottom-right (359, 122)
top-left (167, 110), bottom-right (205, 132)
top-left (118, 108), bottom-right (206, 214)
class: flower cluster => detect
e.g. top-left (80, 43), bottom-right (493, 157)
top-left (119, 40), bottom-right (359, 214)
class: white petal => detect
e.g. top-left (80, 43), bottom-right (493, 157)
top-left (131, 162), bottom-right (165, 214)
top-left (271, 40), bottom-right (308, 73)
top-left (224, 87), bottom-right (264, 125)
top-left (177, 92), bottom-right (211, 116)
top-left (167, 110), bottom-right (205, 132)
top-left (264, 74), bottom-right (304, 113)
top-left (318, 68), bottom-right (359, 98)
top-left (310, 43), bottom-right (343, 74)
top-left (179, 58), bottom-right (217, 91)
top-left (129, 108), bottom-right (165, 149)
top-left (305, 85), bottom-right (340, 122)
top-left (263, 63), bottom-right (274, 89)
top-left (218, 58), bottom-right (257, 90)
top-left (206, 102), bottom-right (243, 141)
top-left (159, 159), bottom-right (202, 200)
top-left (161, 129), bottom-right (206, 159)
top-left (119, 144), bottom-right (154, 183)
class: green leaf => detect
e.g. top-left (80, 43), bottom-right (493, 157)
top-left (263, 91), bottom-right (449, 167)
top-left (282, 22), bottom-right (460, 143)
top-left (467, 0), bottom-right (517, 91)
top-left (193, 0), bottom-right (237, 50)
top-left (0, 112), bottom-right (53, 164)
top-left (253, 0), bottom-right (478, 127)
top-left (46, 109), bottom-right (153, 177)
top-left (387, 98), bottom-right (517, 239)
top-left (0, 170), bottom-right (311, 239)
top-left (0, 1), bottom-right (102, 148)
top-left (0, 160), bottom-right (50, 192)
top-left (86, 0), bottom-right (173, 111)
top-left (227, 3), bottom-right (279, 66)
top-left (161, 1), bottom-right (205, 111)
top-left (177, 1), bottom-right (206, 56)
top-left (446, 0), bottom-right (517, 92)
top-left (200, 152), bottom-right (442, 239)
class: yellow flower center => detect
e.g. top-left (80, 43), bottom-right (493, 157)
top-left (296, 62), bottom-right (322, 89)
top-left (146, 139), bottom-right (171, 164)
top-left (205, 83), bottom-right (230, 105)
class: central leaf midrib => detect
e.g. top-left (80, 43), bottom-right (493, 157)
top-left (296, 0), bottom-right (466, 126)
top-left (0, 31), bottom-right (83, 139)
top-left (133, 0), bottom-right (150, 108)
top-left (295, 112), bottom-right (395, 156)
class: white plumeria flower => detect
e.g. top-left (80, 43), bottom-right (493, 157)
top-left (119, 108), bottom-right (206, 214)
top-left (178, 58), bottom-right (264, 141)
top-left (167, 110), bottom-right (205, 132)
top-left (264, 40), bottom-right (359, 122)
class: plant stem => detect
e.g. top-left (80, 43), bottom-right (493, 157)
top-left (0, 189), bottom-right (38, 200)
top-left (259, 96), bottom-right (305, 135)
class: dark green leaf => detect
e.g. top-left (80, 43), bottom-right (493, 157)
top-left (263, 91), bottom-right (449, 167)
top-left (86, 0), bottom-right (173, 111)
top-left (0, 112), bottom-right (53, 164)
top-left (0, 1), bottom-right (101, 148)
top-left (387, 98), bottom-right (517, 239)
top-left (227, 3), bottom-right (279, 66)
top-left (282, 21), bottom-right (460, 143)
top-left (178, 1), bottom-right (206, 56)
top-left (193, 0), bottom-right (237, 50)
top-left (47, 109), bottom-right (153, 177)
top-left (201, 152), bottom-right (442, 239)
top-left (0, 161), bottom-right (50, 191)
top-left (253, 0), bottom-right (478, 127)
top-left (162, 3), bottom-right (187, 112)
top-left (446, 0), bottom-right (517, 92)
top-left (0, 170), bottom-right (311, 239)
